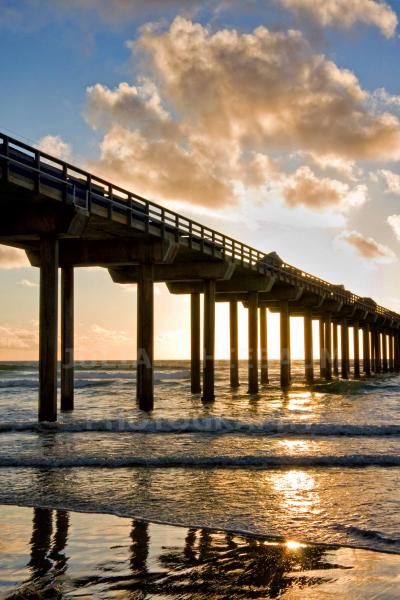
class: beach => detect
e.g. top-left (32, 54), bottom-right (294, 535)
top-left (2, 505), bottom-right (400, 599)
top-left (0, 359), bottom-right (399, 598)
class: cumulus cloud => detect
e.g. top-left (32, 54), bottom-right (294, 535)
top-left (0, 246), bottom-right (29, 269)
top-left (282, 166), bottom-right (367, 211)
top-left (374, 169), bottom-right (400, 194)
top-left (37, 135), bottom-right (71, 160)
top-left (17, 279), bottom-right (38, 288)
top-left (91, 324), bottom-right (131, 344)
top-left (276, 0), bottom-right (397, 37)
top-left (387, 214), bottom-right (400, 241)
top-left (339, 230), bottom-right (395, 262)
top-left (0, 324), bottom-right (38, 350)
top-left (84, 17), bottom-right (400, 210)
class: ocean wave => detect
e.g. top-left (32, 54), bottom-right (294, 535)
top-left (1, 417), bottom-right (399, 436)
top-left (334, 524), bottom-right (400, 546)
top-left (1, 454), bottom-right (400, 468)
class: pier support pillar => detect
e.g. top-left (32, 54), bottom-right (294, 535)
top-left (202, 279), bottom-right (216, 402)
top-left (374, 330), bottom-right (382, 374)
top-left (363, 325), bottom-right (371, 376)
top-left (389, 333), bottom-right (394, 372)
top-left (394, 333), bottom-right (400, 372)
top-left (319, 318), bottom-right (326, 379)
top-left (248, 292), bottom-right (259, 394)
top-left (353, 321), bottom-right (360, 378)
top-left (190, 293), bottom-right (201, 393)
top-left (382, 332), bottom-right (388, 373)
top-left (341, 319), bottom-right (349, 379)
top-left (332, 322), bottom-right (339, 376)
top-left (39, 236), bottom-right (59, 422)
top-left (260, 306), bottom-right (269, 385)
top-left (137, 264), bottom-right (154, 411)
top-left (280, 301), bottom-right (291, 388)
top-left (229, 301), bottom-right (239, 388)
top-left (61, 267), bottom-right (74, 411)
top-left (304, 308), bottom-right (314, 384)
top-left (325, 314), bottom-right (332, 380)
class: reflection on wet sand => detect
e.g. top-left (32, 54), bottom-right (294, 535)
top-left (5, 505), bottom-right (351, 599)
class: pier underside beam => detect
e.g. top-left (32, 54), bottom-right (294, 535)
top-left (304, 308), bottom-right (314, 384)
top-left (280, 301), bottom-right (291, 388)
top-left (39, 236), bottom-right (59, 422)
top-left (230, 301), bottom-right (239, 388)
top-left (353, 321), bottom-right (360, 378)
top-left (137, 264), bottom-right (154, 411)
top-left (248, 292), bottom-right (259, 394)
top-left (202, 279), bottom-right (216, 402)
top-left (260, 306), bottom-right (269, 385)
top-left (190, 293), bottom-right (201, 394)
top-left (363, 325), bottom-right (371, 376)
top-left (61, 266), bottom-right (74, 411)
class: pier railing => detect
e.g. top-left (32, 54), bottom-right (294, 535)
top-left (0, 131), bottom-right (398, 322)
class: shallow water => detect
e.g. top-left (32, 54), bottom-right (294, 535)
top-left (0, 360), bottom-right (399, 555)
top-left (2, 505), bottom-right (400, 600)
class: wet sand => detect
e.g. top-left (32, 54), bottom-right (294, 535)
top-left (1, 505), bottom-right (400, 599)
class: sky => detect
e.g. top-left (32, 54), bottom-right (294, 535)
top-left (1, 0), bottom-right (400, 360)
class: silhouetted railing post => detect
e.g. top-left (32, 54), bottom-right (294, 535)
top-left (341, 319), bottom-right (349, 379)
top-left (137, 263), bottom-right (154, 411)
top-left (190, 292), bottom-right (201, 393)
top-left (39, 236), bottom-right (59, 422)
top-left (61, 266), bottom-right (74, 411)
top-left (353, 321), bottom-right (360, 378)
top-left (229, 301), bottom-right (239, 388)
top-left (280, 301), bottom-right (291, 388)
top-left (363, 325), bottom-right (371, 376)
top-left (202, 279), bottom-right (216, 402)
top-left (304, 308), bottom-right (314, 384)
top-left (259, 305), bottom-right (269, 384)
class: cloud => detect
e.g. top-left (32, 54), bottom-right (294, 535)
top-left (84, 18), bottom-right (400, 210)
top-left (276, 0), bottom-right (397, 38)
top-left (0, 324), bottom-right (38, 350)
top-left (0, 246), bottom-right (29, 269)
top-left (374, 168), bottom-right (400, 194)
top-left (91, 324), bottom-right (131, 344)
top-left (282, 166), bottom-right (367, 211)
top-left (37, 135), bottom-right (71, 161)
top-left (387, 214), bottom-right (400, 241)
top-left (339, 230), bottom-right (396, 262)
top-left (17, 279), bottom-right (38, 288)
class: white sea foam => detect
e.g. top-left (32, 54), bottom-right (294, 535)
top-left (1, 454), bottom-right (399, 468)
top-left (0, 417), bottom-right (399, 436)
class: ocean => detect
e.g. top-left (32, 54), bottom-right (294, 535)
top-left (0, 359), bottom-right (400, 597)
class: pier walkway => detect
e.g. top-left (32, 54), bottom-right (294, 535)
top-left (1, 132), bottom-right (399, 420)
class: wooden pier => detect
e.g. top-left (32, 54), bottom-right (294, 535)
top-left (1, 132), bottom-right (400, 421)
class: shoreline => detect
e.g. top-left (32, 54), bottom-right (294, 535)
top-left (2, 504), bottom-right (400, 599)
top-left (1, 499), bottom-right (400, 558)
